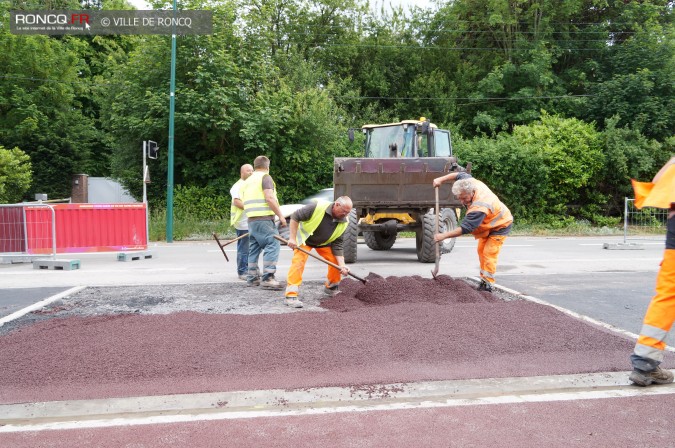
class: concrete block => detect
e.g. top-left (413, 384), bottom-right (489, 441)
top-left (117, 251), bottom-right (153, 262)
top-left (603, 242), bottom-right (644, 250)
top-left (1, 257), bottom-right (33, 265)
top-left (32, 259), bottom-right (81, 270)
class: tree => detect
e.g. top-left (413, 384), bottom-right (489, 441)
top-left (104, 0), bottom-right (257, 203)
top-left (0, 31), bottom-right (100, 198)
top-left (598, 116), bottom-right (666, 214)
top-left (0, 0), bottom-right (135, 198)
top-left (0, 145), bottom-right (32, 203)
top-left (586, 27), bottom-right (674, 140)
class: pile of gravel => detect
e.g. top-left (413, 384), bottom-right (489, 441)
top-left (321, 274), bottom-right (498, 312)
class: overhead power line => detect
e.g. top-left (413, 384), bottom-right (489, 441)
top-left (314, 43), bottom-right (611, 51)
top-left (337, 94), bottom-right (593, 101)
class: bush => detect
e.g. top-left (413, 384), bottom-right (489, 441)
top-left (456, 113), bottom-right (605, 224)
top-left (0, 145), bottom-right (32, 203)
top-left (455, 134), bottom-right (548, 221)
top-left (172, 184), bottom-right (229, 222)
top-left (147, 185), bottom-right (232, 241)
top-left (598, 116), bottom-right (666, 215)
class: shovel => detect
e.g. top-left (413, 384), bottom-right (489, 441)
top-left (431, 186), bottom-right (440, 279)
top-left (213, 232), bottom-right (249, 262)
top-left (273, 234), bottom-right (368, 284)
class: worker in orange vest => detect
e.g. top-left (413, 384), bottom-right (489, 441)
top-left (629, 156), bottom-right (675, 386)
top-left (433, 172), bottom-right (513, 292)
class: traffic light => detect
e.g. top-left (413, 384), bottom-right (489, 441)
top-left (147, 140), bottom-right (159, 159)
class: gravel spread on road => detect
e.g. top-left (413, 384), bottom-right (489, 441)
top-left (1, 275), bottom-right (670, 404)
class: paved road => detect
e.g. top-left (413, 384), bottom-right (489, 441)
top-left (1, 235), bottom-right (673, 447)
top-left (0, 287), bottom-right (70, 319)
top-left (1, 235), bottom-right (670, 349)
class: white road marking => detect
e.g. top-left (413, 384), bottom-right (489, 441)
top-left (0, 268), bottom-right (187, 276)
top-left (508, 258), bottom-right (662, 263)
top-left (1, 371), bottom-right (673, 432)
top-left (497, 271), bottom-right (657, 276)
top-left (579, 242), bottom-right (663, 246)
top-left (0, 286), bottom-right (86, 327)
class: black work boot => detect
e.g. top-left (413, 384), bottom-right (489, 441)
top-left (629, 366), bottom-right (674, 386)
top-left (477, 280), bottom-right (493, 292)
top-left (323, 284), bottom-right (339, 296)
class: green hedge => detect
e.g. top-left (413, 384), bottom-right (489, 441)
top-left (456, 113), bottom-right (605, 225)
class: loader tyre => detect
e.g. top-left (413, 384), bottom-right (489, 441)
top-left (415, 213), bottom-right (436, 263)
top-left (343, 209), bottom-right (358, 264)
top-left (363, 230), bottom-right (396, 251)
top-left (439, 208), bottom-right (458, 254)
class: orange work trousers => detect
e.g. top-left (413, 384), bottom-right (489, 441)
top-left (285, 245), bottom-right (341, 298)
top-left (632, 248), bottom-right (675, 367)
top-left (476, 234), bottom-right (507, 284)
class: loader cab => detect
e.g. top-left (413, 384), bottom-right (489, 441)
top-left (360, 119), bottom-right (453, 158)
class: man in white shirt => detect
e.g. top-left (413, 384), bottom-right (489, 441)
top-left (229, 164), bottom-right (254, 280)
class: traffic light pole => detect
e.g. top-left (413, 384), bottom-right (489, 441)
top-left (142, 141), bottom-right (149, 247)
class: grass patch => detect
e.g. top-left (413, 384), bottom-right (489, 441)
top-left (149, 208), bottom-right (233, 241)
top-left (148, 215), bottom-right (662, 242)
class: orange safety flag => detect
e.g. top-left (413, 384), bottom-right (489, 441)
top-left (631, 164), bottom-right (675, 210)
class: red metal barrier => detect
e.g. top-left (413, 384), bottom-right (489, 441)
top-left (0, 206), bottom-right (26, 253)
top-left (25, 203), bottom-right (147, 254)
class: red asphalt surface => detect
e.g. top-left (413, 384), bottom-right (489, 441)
top-left (3, 394), bottom-right (675, 447)
top-left (3, 275), bottom-right (672, 406)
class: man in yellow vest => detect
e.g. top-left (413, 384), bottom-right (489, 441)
top-left (629, 156), bottom-right (675, 386)
top-left (433, 172), bottom-right (513, 292)
top-left (230, 163), bottom-right (254, 280)
top-left (284, 196), bottom-right (353, 308)
top-left (240, 156), bottom-right (287, 290)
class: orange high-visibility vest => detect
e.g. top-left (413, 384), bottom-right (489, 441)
top-left (467, 179), bottom-right (513, 239)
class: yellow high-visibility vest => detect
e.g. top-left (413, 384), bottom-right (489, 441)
top-left (241, 171), bottom-right (277, 218)
top-left (297, 200), bottom-right (348, 246)
top-left (230, 178), bottom-right (245, 226)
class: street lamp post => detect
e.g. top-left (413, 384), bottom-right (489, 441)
top-left (166, 0), bottom-right (177, 243)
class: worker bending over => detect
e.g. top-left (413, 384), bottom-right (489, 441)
top-left (433, 172), bottom-right (513, 292)
top-left (284, 196), bottom-right (353, 308)
top-left (629, 156), bottom-right (675, 387)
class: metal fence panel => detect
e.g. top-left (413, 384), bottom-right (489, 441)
top-left (53, 203), bottom-right (146, 252)
top-left (1, 202), bottom-right (147, 262)
top-left (0, 204), bottom-right (56, 260)
top-left (624, 198), bottom-right (668, 243)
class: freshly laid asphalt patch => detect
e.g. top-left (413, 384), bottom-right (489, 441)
top-left (1, 275), bottom-right (672, 405)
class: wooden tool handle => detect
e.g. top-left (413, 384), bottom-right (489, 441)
top-left (273, 234), bottom-right (367, 284)
top-left (212, 233), bottom-right (230, 262)
top-left (218, 232), bottom-right (249, 248)
top-left (432, 186), bottom-right (440, 278)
